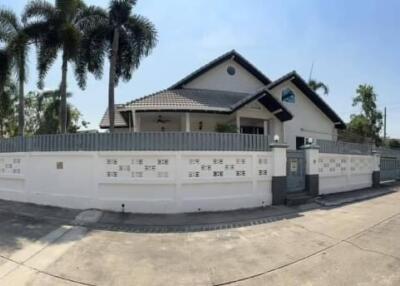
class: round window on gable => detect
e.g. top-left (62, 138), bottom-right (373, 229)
top-left (227, 66), bottom-right (236, 76)
top-left (282, 88), bottom-right (295, 103)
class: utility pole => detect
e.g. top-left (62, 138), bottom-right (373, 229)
top-left (384, 107), bottom-right (387, 142)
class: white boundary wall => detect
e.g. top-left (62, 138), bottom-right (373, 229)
top-left (318, 153), bottom-right (374, 195)
top-left (0, 151), bottom-right (273, 213)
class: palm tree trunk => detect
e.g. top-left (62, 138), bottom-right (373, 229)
top-left (18, 75), bottom-right (24, 137)
top-left (60, 51), bottom-right (68, 134)
top-left (108, 28), bottom-right (119, 133)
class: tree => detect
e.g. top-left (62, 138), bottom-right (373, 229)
top-left (348, 84), bottom-right (383, 144)
top-left (24, 90), bottom-right (88, 135)
top-left (388, 139), bottom-right (400, 149)
top-left (308, 79), bottom-right (329, 96)
top-left (22, 0), bottom-right (105, 133)
top-left (0, 8), bottom-right (30, 136)
top-left (76, 0), bottom-right (157, 132)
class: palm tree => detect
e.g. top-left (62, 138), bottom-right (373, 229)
top-left (0, 9), bottom-right (30, 136)
top-left (0, 79), bottom-right (17, 138)
top-left (22, 0), bottom-right (105, 133)
top-left (76, 0), bottom-right (157, 132)
top-left (308, 79), bottom-right (329, 96)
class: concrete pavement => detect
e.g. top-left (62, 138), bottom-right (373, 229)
top-left (0, 186), bottom-right (399, 285)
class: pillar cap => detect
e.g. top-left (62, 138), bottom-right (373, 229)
top-left (269, 143), bottom-right (289, 149)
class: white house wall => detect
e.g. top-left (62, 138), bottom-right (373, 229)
top-left (184, 59), bottom-right (265, 93)
top-left (269, 81), bottom-right (337, 149)
top-left (0, 151), bottom-right (273, 213)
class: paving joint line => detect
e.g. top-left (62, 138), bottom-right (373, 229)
top-left (0, 225), bottom-right (96, 286)
top-left (213, 210), bottom-right (400, 286)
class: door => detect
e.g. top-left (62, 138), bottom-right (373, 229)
top-left (286, 150), bottom-right (305, 192)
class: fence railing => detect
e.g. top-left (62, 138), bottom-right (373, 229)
top-left (0, 132), bottom-right (272, 153)
top-left (378, 147), bottom-right (400, 159)
top-left (316, 139), bottom-right (373, 155)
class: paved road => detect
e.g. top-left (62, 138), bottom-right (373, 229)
top-left (0, 188), bottom-right (399, 286)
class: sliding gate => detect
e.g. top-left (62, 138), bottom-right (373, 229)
top-left (380, 156), bottom-right (399, 182)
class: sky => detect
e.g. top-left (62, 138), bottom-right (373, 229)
top-left (2, 0), bottom-right (400, 137)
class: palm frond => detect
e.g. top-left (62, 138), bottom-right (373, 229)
top-left (74, 23), bottom-right (109, 88)
top-left (36, 40), bottom-right (59, 89)
top-left (0, 9), bottom-right (20, 42)
top-left (22, 0), bottom-right (56, 24)
top-left (308, 79), bottom-right (329, 95)
top-left (75, 5), bottom-right (107, 30)
top-left (109, 0), bottom-right (137, 26)
top-left (114, 14), bottom-right (157, 81)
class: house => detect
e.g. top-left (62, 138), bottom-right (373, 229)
top-left (100, 50), bottom-right (345, 150)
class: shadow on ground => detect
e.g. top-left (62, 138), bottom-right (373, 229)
top-left (0, 182), bottom-right (398, 256)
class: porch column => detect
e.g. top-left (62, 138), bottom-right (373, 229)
top-left (184, 112), bottom-right (190, 132)
top-left (132, 110), bottom-right (138, 132)
top-left (301, 143), bottom-right (320, 196)
top-left (263, 120), bottom-right (269, 136)
top-left (236, 114), bottom-right (240, 133)
top-left (270, 142), bottom-right (288, 205)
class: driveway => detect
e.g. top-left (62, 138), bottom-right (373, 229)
top-left (0, 186), bottom-right (399, 286)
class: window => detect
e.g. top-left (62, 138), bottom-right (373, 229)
top-left (296, 136), bottom-right (305, 150)
top-left (282, 88), bottom-right (295, 103)
top-left (227, 66), bottom-right (236, 76)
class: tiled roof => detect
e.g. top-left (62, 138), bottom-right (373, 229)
top-left (99, 88), bottom-right (294, 128)
top-left (124, 88), bottom-right (250, 112)
top-left (99, 105), bottom-right (128, 128)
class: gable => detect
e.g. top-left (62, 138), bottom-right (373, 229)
top-left (184, 59), bottom-right (265, 93)
top-left (269, 81), bottom-right (337, 133)
top-left (169, 50), bottom-right (271, 93)
top-left (236, 100), bottom-right (273, 120)
top-left (267, 72), bottom-right (346, 129)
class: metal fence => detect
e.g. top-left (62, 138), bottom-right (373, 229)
top-left (0, 132), bottom-right (272, 153)
top-left (378, 147), bottom-right (400, 159)
top-left (316, 139), bottom-right (373, 155)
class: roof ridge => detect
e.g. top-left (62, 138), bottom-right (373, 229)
top-left (181, 88), bottom-right (251, 95)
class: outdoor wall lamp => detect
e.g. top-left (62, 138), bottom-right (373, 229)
top-left (307, 137), bottom-right (314, 144)
top-left (273, 134), bottom-right (280, 143)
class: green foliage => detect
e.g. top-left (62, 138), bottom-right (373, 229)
top-left (24, 90), bottom-right (87, 135)
top-left (348, 84), bottom-right (383, 145)
top-left (215, 123), bottom-right (238, 133)
top-left (388, 139), bottom-right (400, 149)
top-left (0, 7), bottom-right (31, 136)
top-left (308, 79), bottom-right (329, 95)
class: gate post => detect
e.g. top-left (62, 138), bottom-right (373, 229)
top-left (270, 143), bottom-right (288, 205)
top-left (302, 143), bottom-right (320, 196)
top-left (372, 150), bottom-right (380, 187)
